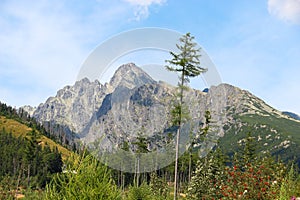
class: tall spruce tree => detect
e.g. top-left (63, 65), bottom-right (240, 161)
top-left (165, 32), bottom-right (207, 199)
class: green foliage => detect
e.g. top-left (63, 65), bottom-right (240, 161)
top-left (0, 129), bottom-right (63, 190)
top-left (165, 32), bottom-right (207, 199)
top-left (219, 158), bottom-right (284, 199)
top-left (0, 101), bottom-right (75, 148)
top-left (126, 180), bottom-right (172, 200)
top-left (187, 147), bottom-right (226, 199)
top-left (0, 176), bottom-right (15, 199)
top-left (0, 101), bottom-right (42, 135)
top-left (150, 172), bottom-right (169, 199)
top-left (187, 133), bottom-right (295, 199)
top-left (242, 132), bottom-right (256, 164)
top-left (199, 110), bottom-right (211, 137)
top-left (22, 189), bottom-right (44, 200)
top-left (278, 164), bottom-right (300, 199)
top-left (165, 32), bottom-right (207, 125)
top-left (220, 113), bottom-right (300, 168)
top-left (44, 153), bottom-right (121, 200)
top-left (219, 134), bottom-right (286, 199)
top-left (132, 131), bottom-right (149, 154)
top-left (126, 182), bottom-right (152, 200)
top-left (165, 32), bottom-right (207, 84)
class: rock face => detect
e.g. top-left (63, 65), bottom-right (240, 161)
top-left (106, 63), bottom-right (156, 92)
top-left (30, 63), bottom-right (300, 164)
top-left (33, 78), bottom-right (105, 133)
top-left (32, 63), bottom-right (155, 134)
top-left (21, 105), bottom-right (36, 116)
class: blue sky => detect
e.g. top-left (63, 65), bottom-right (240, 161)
top-left (0, 0), bottom-right (300, 114)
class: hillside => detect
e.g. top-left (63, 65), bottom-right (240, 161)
top-left (0, 115), bottom-right (71, 160)
top-left (220, 113), bottom-right (300, 164)
top-left (0, 102), bottom-right (76, 195)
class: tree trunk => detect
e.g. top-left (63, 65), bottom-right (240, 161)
top-left (189, 152), bottom-right (192, 182)
top-left (174, 68), bottom-right (185, 200)
top-left (173, 128), bottom-right (180, 200)
top-left (16, 163), bottom-right (23, 196)
top-left (134, 158), bottom-right (137, 185)
top-left (27, 163), bottom-right (31, 188)
top-left (122, 173), bottom-right (125, 192)
top-left (137, 157), bottom-right (140, 186)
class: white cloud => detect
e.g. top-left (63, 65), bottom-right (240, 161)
top-left (0, 0), bottom-right (167, 107)
top-left (268, 0), bottom-right (300, 24)
top-left (0, 0), bottom-right (140, 107)
top-left (123, 0), bottom-right (166, 20)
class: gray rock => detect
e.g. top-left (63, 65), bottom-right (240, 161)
top-left (31, 63), bottom-right (292, 151)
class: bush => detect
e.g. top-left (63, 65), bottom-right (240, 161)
top-left (43, 153), bottom-right (121, 200)
top-left (278, 164), bottom-right (300, 199)
top-left (126, 182), bottom-right (152, 200)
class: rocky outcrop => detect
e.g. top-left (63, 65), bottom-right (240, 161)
top-left (33, 78), bottom-right (105, 133)
top-left (21, 105), bottom-right (36, 116)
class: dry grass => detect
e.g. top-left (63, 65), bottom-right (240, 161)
top-left (0, 116), bottom-right (71, 160)
top-left (0, 116), bottom-right (31, 137)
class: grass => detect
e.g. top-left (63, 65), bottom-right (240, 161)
top-left (0, 116), bottom-right (71, 160)
top-left (0, 116), bottom-right (32, 137)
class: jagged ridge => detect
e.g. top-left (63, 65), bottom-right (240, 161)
top-left (22, 63), bottom-right (300, 167)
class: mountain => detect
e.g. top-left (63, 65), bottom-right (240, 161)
top-left (219, 95), bottom-right (300, 164)
top-left (26, 63), bottom-right (300, 167)
top-left (23, 63), bottom-right (157, 146)
top-left (282, 111), bottom-right (300, 121)
top-left (22, 105), bottom-right (36, 116)
top-left (106, 62), bottom-right (156, 92)
top-left (32, 78), bottom-right (104, 134)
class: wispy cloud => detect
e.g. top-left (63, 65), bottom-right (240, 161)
top-left (123, 0), bottom-right (166, 20)
top-left (0, 0), bottom-right (162, 107)
top-left (0, 1), bottom-right (89, 106)
top-left (268, 0), bottom-right (300, 24)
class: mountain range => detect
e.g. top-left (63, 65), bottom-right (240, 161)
top-left (282, 111), bottom-right (300, 121)
top-left (22, 63), bottom-right (300, 166)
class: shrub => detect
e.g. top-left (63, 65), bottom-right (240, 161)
top-left (43, 153), bottom-right (121, 200)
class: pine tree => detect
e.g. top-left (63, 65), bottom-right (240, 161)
top-left (132, 131), bottom-right (149, 186)
top-left (242, 132), bottom-right (256, 165)
top-left (165, 32), bottom-right (207, 200)
top-left (44, 153), bottom-right (121, 200)
top-left (149, 172), bottom-right (169, 199)
top-left (187, 147), bottom-right (226, 199)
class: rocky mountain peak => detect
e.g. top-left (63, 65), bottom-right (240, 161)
top-left (107, 63), bottom-right (156, 92)
top-left (21, 105), bottom-right (36, 116)
top-left (19, 63), bottom-right (300, 169)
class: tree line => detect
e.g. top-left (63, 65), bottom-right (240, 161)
top-left (0, 101), bottom-right (76, 149)
top-left (0, 128), bottom-right (63, 191)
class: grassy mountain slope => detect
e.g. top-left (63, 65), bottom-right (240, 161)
top-left (0, 115), bottom-right (71, 160)
top-left (220, 111), bottom-right (300, 166)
